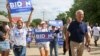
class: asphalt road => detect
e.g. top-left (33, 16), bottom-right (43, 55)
top-left (7, 38), bottom-right (100, 56)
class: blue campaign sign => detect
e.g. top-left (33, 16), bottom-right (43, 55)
top-left (58, 38), bottom-right (64, 46)
top-left (35, 32), bottom-right (53, 42)
top-left (8, 0), bottom-right (32, 13)
top-left (48, 20), bottom-right (63, 27)
top-left (57, 31), bottom-right (64, 46)
top-left (26, 37), bottom-right (32, 42)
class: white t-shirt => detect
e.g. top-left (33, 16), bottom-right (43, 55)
top-left (10, 27), bottom-right (27, 46)
top-left (87, 26), bottom-right (92, 34)
top-left (92, 26), bottom-right (100, 36)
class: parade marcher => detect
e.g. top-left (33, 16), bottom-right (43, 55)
top-left (87, 22), bottom-right (92, 38)
top-left (0, 22), bottom-right (10, 56)
top-left (36, 21), bottom-right (50, 56)
top-left (92, 23), bottom-right (100, 46)
top-left (26, 25), bottom-right (33, 48)
top-left (66, 10), bottom-right (90, 56)
top-left (85, 22), bottom-right (92, 52)
top-left (6, 2), bottom-right (33, 56)
top-left (50, 26), bottom-right (59, 56)
top-left (63, 17), bottom-right (72, 55)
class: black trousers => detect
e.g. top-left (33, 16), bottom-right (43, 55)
top-left (63, 40), bottom-right (72, 56)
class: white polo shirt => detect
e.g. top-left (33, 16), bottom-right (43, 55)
top-left (10, 27), bottom-right (27, 46)
top-left (92, 26), bottom-right (100, 36)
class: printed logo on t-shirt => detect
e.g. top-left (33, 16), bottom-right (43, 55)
top-left (15, 31), bottom-right (24, 37)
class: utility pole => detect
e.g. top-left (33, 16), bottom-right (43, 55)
top-left (42, 11), bottom-right (45, 20)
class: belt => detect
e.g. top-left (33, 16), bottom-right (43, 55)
top-left (13, 45), bottom-right (23, 49)
top-left (14, 44), bottom-right (24, 46)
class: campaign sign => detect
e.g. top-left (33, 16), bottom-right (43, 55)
top-left (35, 32), bottom-right (53, 42)
top-left (26, 37), bottom-right (32, 42)
top-left (8, 0), bottom-right (32, 13)
top-left (58, 38), bottom-right (64, 46)
top-left (57, 31), bottom-right (64, 46)
top-left (48, 20), bottom-right (63, 27)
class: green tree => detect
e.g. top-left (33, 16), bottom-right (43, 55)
top-left (0, 11), bottom-right (8, 24)
top-left (0, 11), bottom-right (7, 17)
top-left (31, 18), bottom-right (42, 27)
top-left (66, 0), bottom-right (100, 24)
top-left (56, 13), bottom-right (67, 24)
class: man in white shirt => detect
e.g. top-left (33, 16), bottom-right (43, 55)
top-left (6, 2), bottom-right (33, 56)
top-left (92, 24), bottom-right (100, 46)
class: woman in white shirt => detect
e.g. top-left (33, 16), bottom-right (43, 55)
top-left (37, 21), bottom-right (50, 56)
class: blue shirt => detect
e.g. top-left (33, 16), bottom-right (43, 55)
top-left (68, 21), bottom-right (87, 43)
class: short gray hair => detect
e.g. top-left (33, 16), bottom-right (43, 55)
top-left (75, 10), bottom-right (84, 15)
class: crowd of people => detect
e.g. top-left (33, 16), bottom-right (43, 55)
top-left (0, 2), bottom-right (100, 56)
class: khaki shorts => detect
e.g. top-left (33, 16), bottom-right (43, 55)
top-left (93, 36), bottom-right (99, 40)
top-left (37, 42), bottom-right (50, 51)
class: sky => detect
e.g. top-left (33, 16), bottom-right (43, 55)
top-left (0, 0), bottom-right (74, 21)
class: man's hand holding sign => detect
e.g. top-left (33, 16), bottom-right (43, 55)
top-left (6, 0), bottom-right (34, 28)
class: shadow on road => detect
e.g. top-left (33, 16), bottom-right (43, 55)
top-left (90, 44), bottom-right (100, 47)
top-left (91, 47), bottom-right (100, 52)
top-left (27, 53), bottom-right (64, 56)
top-left (89, 44), bottom-right (100, 55)
top-left (90, 52), bottom-right (100, 55)
top-left (27, 55), bottom-right (39, 56)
